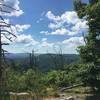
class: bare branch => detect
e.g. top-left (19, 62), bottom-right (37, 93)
top-left (0, 2), bottom-right (18, 98)
top-left (1, 43), bottom-right (9, 45)
top-left (0, 3), bottom-right (19, 11)
top-left (1, 30), bottom-right (17, 37)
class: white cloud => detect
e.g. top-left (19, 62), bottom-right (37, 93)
top-left (1, 19), bottom-right (36, 47)
top-left (46, 11), bottom-right (80, 24)
top-left (15, 24), bottom-right (31, 33)
top-left (36, 36), bottom-right (85, 54)
top-left (40, 28), bottom-right (79, 36)
top-left (1, 34), bottom-right (11, 43)
top-left (48, 23), bottom-right (61, 29)
top-left (2, 8), bottom-right (87, 53)
top-left (71, 20), bottom-right (88, 33)
top-left (3, 34), bottom-right (85, 54)
top-left (46, 11), bottom-right (61, 22)
top-left (40, 41), bottom-right (53, 47)
top-left (0, 0), bottom-right (23, 16)
top-left (15, 34), bottom-right (33, 44)
top-left (2, 32), bottom-right (39, 49)
top-left (60, 37), bottom-right (85, 54)
top-left (15, 34), bottom-right (39, 46)
top-left (41, 38), bottom-right (47, 41)
top-left (39, 37), bottom-right (85, 54)
top-left (7, 24), bottom-right (31, 36)
top-left (61, 11), bottom-right (79, 24)
top-left (2, 19), bottom-right (31, 34)
top-left (41, 11), bottom-right (88, 36)
top-left (48, 28), bottom-right (67, 35)
top-left (39, 38), bottom-right (54, 47)
top-left (62, 37), bottom-right (85, 47)
top-left (40, 31), bottom-right (49, 34)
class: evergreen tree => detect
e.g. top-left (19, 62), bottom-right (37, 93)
top-left (74, 0), bottom-right (100, 90)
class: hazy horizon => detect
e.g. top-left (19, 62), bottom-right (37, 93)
top-left (2, 0), bottom-right (88, 54)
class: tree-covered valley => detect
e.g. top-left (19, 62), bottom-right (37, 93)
top-left (6, 53), bottom-right (80, 72)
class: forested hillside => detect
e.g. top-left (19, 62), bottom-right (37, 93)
top-left (6, 53), bottom-right (80, 72)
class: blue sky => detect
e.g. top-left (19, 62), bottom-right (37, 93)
top-left (1, 0), bottom-right (88, 54)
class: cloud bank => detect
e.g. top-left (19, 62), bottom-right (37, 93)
top-left (40, 11), bottom-right (88, 36)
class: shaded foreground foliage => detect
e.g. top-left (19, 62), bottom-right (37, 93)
top-left (5, 63), bottom-right (90, 98)
top-left (74, 0), bottom-right (100, 90)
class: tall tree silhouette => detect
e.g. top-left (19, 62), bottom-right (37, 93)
top-left (29, 49), bottom-right (39, 70)
top-left (0, 1), bottom-right (17, 99)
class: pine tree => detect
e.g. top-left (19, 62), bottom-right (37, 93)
top-left (74, 0), bottom-right (100, 90)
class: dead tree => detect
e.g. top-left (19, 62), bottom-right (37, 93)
top-left (29, 49), bottom-right (39, 70)
top-left (57, 46), bottom-right (65, 70)
top-left (48, 45), bottom-right (65, 70)
top-left (0, 1), bottom-right (17, 99)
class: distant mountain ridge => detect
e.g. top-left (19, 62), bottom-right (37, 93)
top-left (5, 53), bottom-right (78, 58)
top-left (5, 53), bottom-right (80, 72)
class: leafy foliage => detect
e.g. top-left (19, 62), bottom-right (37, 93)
top-left (6, 68), bottom-right (47, 97)
top-left (44, 70), bottom-right (70, 87)
top-left (6, 53), bottom-right (80, 72)
top-left (74, 0), bottom-right (100, 90)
